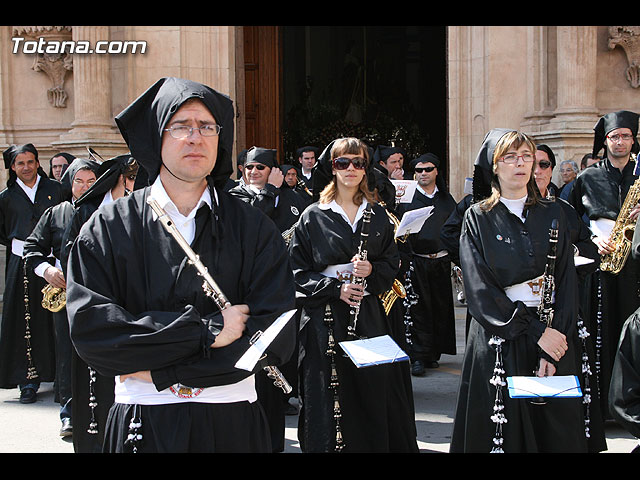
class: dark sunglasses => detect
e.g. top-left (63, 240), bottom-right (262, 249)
top-left (244, 164), bottom-right (267, 171)
top-left (333, 156), bottom-right (367, 170)
top-left (414, 166), bottom-right (436, 173)
top-left (537, 160), bottom-right (552, 170)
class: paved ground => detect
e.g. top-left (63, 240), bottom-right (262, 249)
top-left (0, 307), bottom-right (636, 453)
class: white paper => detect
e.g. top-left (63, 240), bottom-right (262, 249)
top-left (395, 206), bottom-right (434, 238)
top-left (234, 309), bottom-right (297, 371)
top-left (574, 255), bottom-right (595, 266)
top-left (507, 375), bottom-right (582, 399)
top-left (391, 180), bottom-right (418, 204)
top-left (339, 334), bottom-right (409, 368)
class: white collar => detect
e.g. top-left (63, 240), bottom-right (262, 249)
top-left (149, 176), bottom-right (213, 220)
top-left (417, 184), bottom-right (438, 198)
top-left (16, 174), bottom-right (41, 200)
top-left (318, 199), bottom-right (369, 232)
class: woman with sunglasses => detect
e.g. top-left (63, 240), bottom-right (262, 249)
top-left (450, 129), bottom-right (606, 453)
top-left (289, 137), bottom-right (418, 453)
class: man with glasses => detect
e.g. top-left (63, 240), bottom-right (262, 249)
top-left (66, 78), bottom-right (296, 453)
top-left (397, 153), bottom-right (457, 376)
top-left (568, 110), bottom-right (640, 419)
top-left (23, 157), bottom-right (99, 438)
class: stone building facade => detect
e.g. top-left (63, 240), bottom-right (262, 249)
top-left (1, 26), bottom-right (639, 200)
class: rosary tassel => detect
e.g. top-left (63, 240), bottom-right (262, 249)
top-left (576, 315), bottom-right (592, 438)
top-left (489, 335), bottom-right (507, 453)
top-left (402, 261), bottom-right (418, 346)
top-left (87, 367), bottom-right (99, 434)
top-left (324, 304), bottom-right (345, 452)
top-left (23, 260), bottom-right (38, 380)
top-left (124, 404), bottom-right (143, 453)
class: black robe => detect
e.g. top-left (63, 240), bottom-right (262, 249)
top-left (23, 201), bottom-right (75, 409)
top-left (289, 201), bottom-right (418, 453)
top-left (567, 157), bottom-right (640, 418)
top-left (60, 192), bottom-right (116, 453)
top-left (228, 181), bottom-right (312, 236)
top-left (0, 176), bottom-right (63, 388)
top-left (609, 309), bottom-right (640, 451)
top-left (397, 187), bottom-right (457, 362)
top-left (228, 180), bottom-right (311, 452)
top-left (450, 199), bottom-right (593, 453)
top-left (66, 183), bottom-right (296, 453)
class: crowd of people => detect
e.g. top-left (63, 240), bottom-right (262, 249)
top-left (1, 76), bottom-right (640, 453)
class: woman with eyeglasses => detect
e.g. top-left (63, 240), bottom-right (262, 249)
top-left (289, 137), bottom-right (418, 453)
top-left (450, 129), bottom-right (606, 453)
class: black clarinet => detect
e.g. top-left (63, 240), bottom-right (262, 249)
top-left (347, 205), bottom-right (372, 338)
top-left (538, 218), bottom-right (559, 327)
top-left (532, 218), bottom-right (559, 405)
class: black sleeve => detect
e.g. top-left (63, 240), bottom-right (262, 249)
top-left (610, 310), bottom-right (640, 439)
top-left (67, 220), bottom-right (217, 378)
top-left (23, 206), bottom-right (55, 274)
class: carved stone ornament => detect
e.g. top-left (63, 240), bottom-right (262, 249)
top-left (608, 26), bottom-right (640, 89)
top-left (12, 26), bottom-right (74, 107)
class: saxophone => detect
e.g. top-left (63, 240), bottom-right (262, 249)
top-left (600, 176), bottom-right (640, 274)
top-left (378, 205), bottom-right (407, 315)
top-left (41, 284), bottom-right (66, 312)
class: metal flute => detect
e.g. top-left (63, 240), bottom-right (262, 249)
top-left (146, 196), bottom-right (292, 394)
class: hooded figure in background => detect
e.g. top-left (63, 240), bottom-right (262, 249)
top-left (57, 153), bottom-right (140, 453)
top-left (396, 152), bottom-right (457, 376)
top-left (66, 77), bottom-right (296, 453)
top-left (48, 152), bottom-right (75, 182)
top-left (568, 109), bottom-right (640, 419)
top-left (0, 143), bottom-right (64, 404)
top-left (23, 157), bottom-right (99, 438)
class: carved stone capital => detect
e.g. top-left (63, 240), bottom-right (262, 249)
top-left (608, 26), bottom-right (640, 88)
top-left (12, 26), bottom-right (74, 107)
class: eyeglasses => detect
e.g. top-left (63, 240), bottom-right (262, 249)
top-left (607, 133), bottom-right (634, 143)
top-left (537, 160), bottom-right (552, 170)
top-left (414, 166), bottom-right (436, 173)
top-left (164, 124), bottom-right (222, 139)
top-left (499, 153), bottom-right (535, 164)
top-left (244, 164), bottom-right (267, 171)
top-left (73, 179), bottom-right (96, 187)
top-left (332, 156), bottom-right (367, 170)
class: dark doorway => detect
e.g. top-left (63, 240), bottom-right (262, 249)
top-left (281, 26), bottom-right (447, 176)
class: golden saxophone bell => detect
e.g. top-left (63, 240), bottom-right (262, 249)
top-left (600, 177), bottom-right (640, 274)
top-left (41, 284), bottom-right (66, 312)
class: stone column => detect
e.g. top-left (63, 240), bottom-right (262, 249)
top-left (527, 26), bottom-right (601, 177)
top-left (551, 26), bottom-right (600, 129)
top-left (55, 26), bottom-right (125, 158)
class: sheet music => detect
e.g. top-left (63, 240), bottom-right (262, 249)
top-left (506, 375), bottom-right (582, 398)
top-left (235, 309), bottom-right (297, 371)
top-left (391, 180), bottom-right (417, 204)
top-left (339, 334), bottom-right (409, 368)
top-left (395, 205), bottom-right (434, 238)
